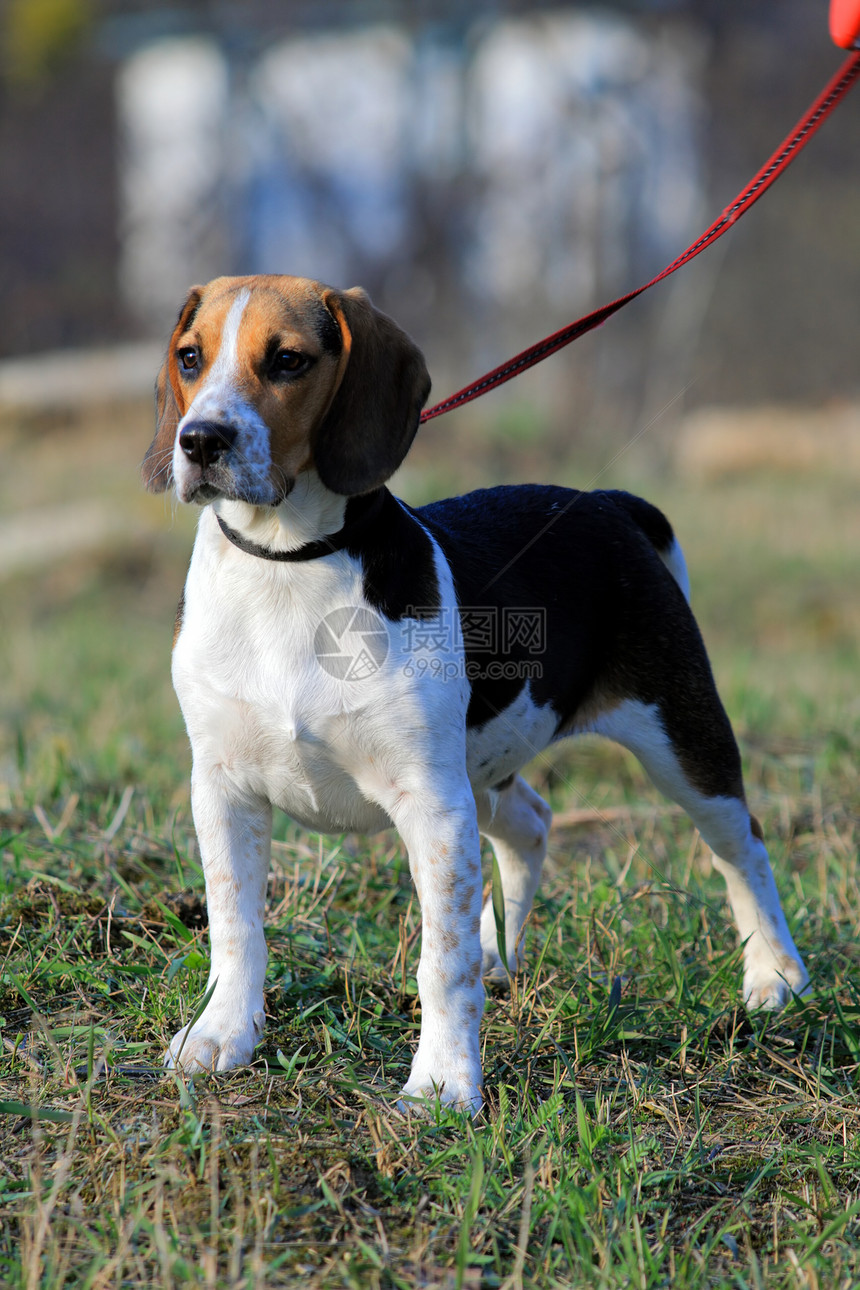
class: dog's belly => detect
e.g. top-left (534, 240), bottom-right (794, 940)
top-left (465, 685), bottom-right (558, 791)
top-left (180, 671), bottom-right (558, 831)
top-left (176, 618), bottom-right (556, 832)
top-left (271, 766), bottom-right (392, 835)
top-left (177, 678), bottom-right (394, 834)
top-left (243, 711), bottom-right (396, 835)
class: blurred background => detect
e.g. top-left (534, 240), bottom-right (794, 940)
top-left (2, 1), bottom-right (860, 422)
top-left (0, 0), bottom-right (858, 812)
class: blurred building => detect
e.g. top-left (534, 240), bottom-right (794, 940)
top-left (0, 0), bottom-right (858, 438)
top-left (116, 15), bottom-right (702, 339)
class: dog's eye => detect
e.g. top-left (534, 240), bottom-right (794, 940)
top-left (270, 350), bottom-right (310, 379)
top-left (178, 347), bottom-right (199, 373)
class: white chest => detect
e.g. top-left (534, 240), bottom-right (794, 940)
top-left (172, 524), bottom-right (470, 832)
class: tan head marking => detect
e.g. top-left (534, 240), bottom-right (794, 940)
top-left (143, 275), bottom-right (428, 503)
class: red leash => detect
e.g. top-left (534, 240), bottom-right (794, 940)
top-left (420, 49), bottom-right (860, 425)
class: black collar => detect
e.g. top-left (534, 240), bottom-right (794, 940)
top-left (215, 489), bottom-right (386, 562)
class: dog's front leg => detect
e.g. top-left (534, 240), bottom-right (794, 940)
top-left (165, 772), bottom-right (271, 1074)
top-left (391, 792), bottom-right (485, 1115)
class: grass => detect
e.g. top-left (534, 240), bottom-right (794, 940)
top-left (0, 412), bottom-right (859, 1287)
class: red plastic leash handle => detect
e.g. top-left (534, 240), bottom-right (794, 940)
top-left (831, 0), bottom-right (860, 49)
top-left (420, 50), bottom-right (860, 425)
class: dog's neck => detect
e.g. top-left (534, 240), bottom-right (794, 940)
top-left (212, 470), bottom-right (352, 557)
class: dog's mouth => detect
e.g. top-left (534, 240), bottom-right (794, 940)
top-left (183, 469), bottom-right (295, 508)
top-left (186, 480), bottom-right (221, 503)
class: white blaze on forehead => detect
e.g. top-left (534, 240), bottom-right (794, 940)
top-left (174, 285), bottom-right (276, 502)
top-left (182, 285), bottom-right (254, 426)
top-left (197, 287), bottom-right (252, 402)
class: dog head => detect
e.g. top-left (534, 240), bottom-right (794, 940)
top-left (142, 275), bottom-right (431, 503)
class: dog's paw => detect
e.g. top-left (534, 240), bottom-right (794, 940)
top-left (164, 1008), bottom-right (265, 1074)
top-left (481, 947), bottom-right (511, 986)
top-left (479, 907), bottom-right (524, 985)
top-left (398, 1053), bottom-right (483, 1118)
top-left (743, 952), bottom-right (809, 1011)
top-left (480, 929), bottom-right (525, 984)
top-left (397, 1079), bottom-right (483, 1119)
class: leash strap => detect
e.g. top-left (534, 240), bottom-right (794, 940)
top-left (420, 50), bottom-right (860, 425)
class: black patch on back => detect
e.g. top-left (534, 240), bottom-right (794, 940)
top-left (416, 485), bottom-right (622, 728)
top-left (415, 484), bottom-right (743, 800)
top-left (344, 489), bottom-right (440, 621)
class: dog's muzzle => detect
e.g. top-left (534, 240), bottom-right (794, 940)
top-left (175, 418), bottom-right (290, 506)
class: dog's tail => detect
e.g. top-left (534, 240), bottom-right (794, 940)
top-left (601, 489), bottom-right (691, 604)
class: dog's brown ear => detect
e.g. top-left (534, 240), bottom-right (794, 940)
top-left (313, 287), bottom-right (431, 496)
top-left (142, 286), bottom-right (203, 492)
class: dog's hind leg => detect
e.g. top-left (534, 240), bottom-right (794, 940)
top-left (592, 697), bottom-right (809, 1009)
top-left (476, 775), bottom-right (552, 981)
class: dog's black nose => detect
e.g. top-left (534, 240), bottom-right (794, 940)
top-left (179, 421), bottom-right (237, 469)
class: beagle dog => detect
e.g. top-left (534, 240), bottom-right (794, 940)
top-left (144, 274), bottom-right (808, 1113)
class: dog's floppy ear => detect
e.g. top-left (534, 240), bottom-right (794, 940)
top-left (142, 286), bottom-right (203, 493)
top-left (313, 287), bottom-right (431, 496)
